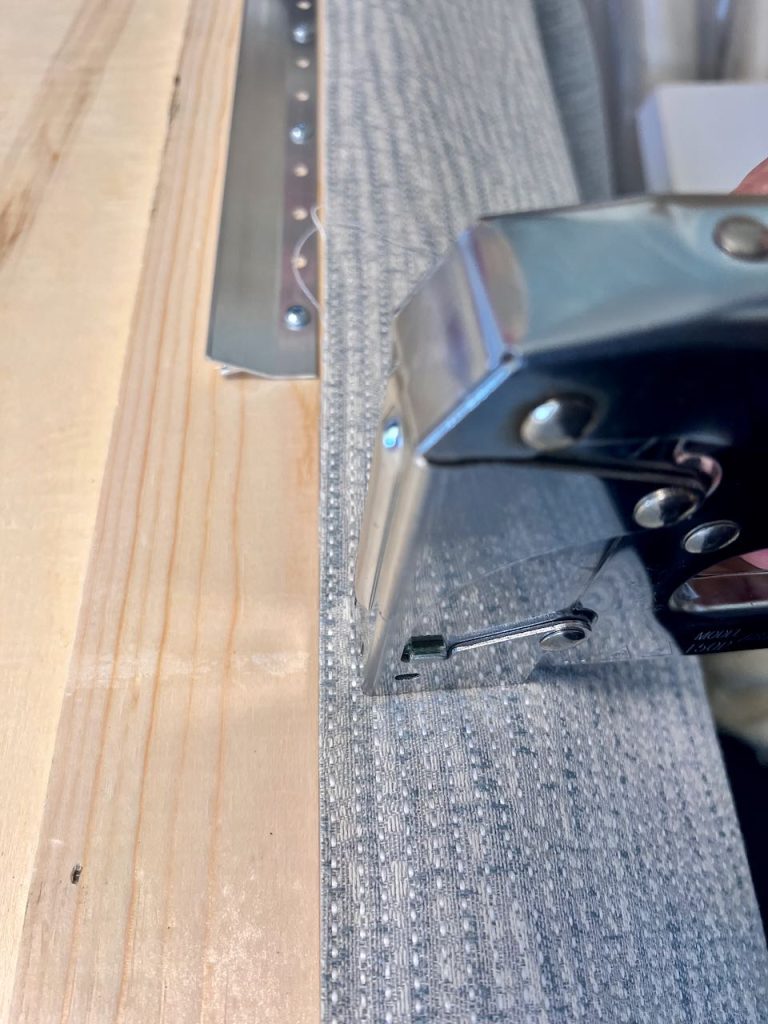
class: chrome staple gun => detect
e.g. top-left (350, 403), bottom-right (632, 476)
top-left (355, 197), bottom-right (768, 695)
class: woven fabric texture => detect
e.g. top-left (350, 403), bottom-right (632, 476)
top-left (532, 0), bottom-right (614, 200)
top-left (320, 1), bottom-right (768, 1020)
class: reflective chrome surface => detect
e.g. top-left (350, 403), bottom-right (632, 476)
top-left (207, 0), bottom-right (318, 377)
top-left (633, 486), bottom-right (700, 529)
top-left (671, 556), bottom-right (768, 614)
top-left (683, 521), bottom-right (741, 555)
top-left (714, 216), bottom-right (768, 261)
top-left (356, 196), bottom-right (768, 694)
top-left (402, 609), bottom-right (597, 662)
top-left (519, 395), bottom-right (597, 452)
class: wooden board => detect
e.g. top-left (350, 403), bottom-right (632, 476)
top-left (0, 0), bottom-right (192, 1019)
top-left (3, 0), bottom-right (321, 1020)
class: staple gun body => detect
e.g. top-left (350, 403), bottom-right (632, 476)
top-left (356, 197), bottom-right (768, 694)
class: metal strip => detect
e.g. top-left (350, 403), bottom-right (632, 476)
top-left (207, 0), bottom-right (318, 377)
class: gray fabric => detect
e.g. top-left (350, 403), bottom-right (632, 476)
top-left (320, 1), bottom-right (768, 1020)
top-left (532, 0), bottom-right (614, 200)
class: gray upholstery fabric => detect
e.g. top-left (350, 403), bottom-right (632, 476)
top-left (532, 0), bottom-right (614, 200)
top-left (320, 1), bottom-right (768, 1020)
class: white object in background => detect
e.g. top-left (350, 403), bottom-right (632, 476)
top-left (638, 81), bottom-right (768, 192)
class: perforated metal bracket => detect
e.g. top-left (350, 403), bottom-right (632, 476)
top-left (207, 0), bottom-right (319, 378)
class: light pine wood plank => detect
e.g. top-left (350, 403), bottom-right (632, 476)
top-left (0, 2), bottom-right (75, 145)
top-left (9, 0), bottom-right (320, 1018)
top-left (0, 0), bottom-right (137, 264)
top-left (0, 2), bottom-right (193, 1019)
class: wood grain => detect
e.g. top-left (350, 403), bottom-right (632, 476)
top-left (8, 0), bottom-right (321, 1020)
top-left (0, 0), bottom-right (136, 265)
top-left (0, 1), bottom-right (192, 1019)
